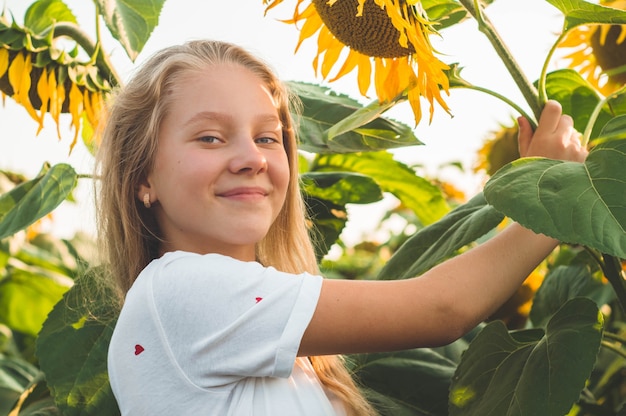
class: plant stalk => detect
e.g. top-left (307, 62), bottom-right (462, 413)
top-left (43, 22), bottom-right (122, 87)
top-left (602, 253), bottom-right (626, 313)
top-left (458, 0), bottom-right (542, 121)
top-left (453, 84), bottom-right (535, 128)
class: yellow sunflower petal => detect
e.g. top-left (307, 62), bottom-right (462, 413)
top-left (89, 91), bottom-right (104, 139)
top-left (36, 66), bottom-right (50, 134)
top-left (355, 0), bottom-right (366, 16)
top-left (0, 48), bottom-right (9, 78)
top-left (263, 0), bottom-right (285, 13)
top-left (382, 58), bottom-right (401, 100)
top-left (49, 72), bottom-right (66, 139)
top-left (373, 57), bottom-right (386, 101)
top-left (68, 82), bottom-right (84, 152)
top-left (328, 48), bottom-right (360, 82)
top-left (83, 89), bottom-right (93, 128)
top-left (12, 53), bottom-right (39, 122)
top-left (8, 51), bottom-right (26, 97)
top-left (294, 3), bottom-right (322, 52)
top-left (617, 26), bottom-right (626, 44)
top-left (320, 30), bottom-right (344, 78)
top-left (407, 81), bottom-right (423, 124)
top-left (355, 52), bottom-right (372, 96)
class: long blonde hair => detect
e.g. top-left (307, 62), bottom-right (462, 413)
top-left (96, 40), bottom-right (376, 416)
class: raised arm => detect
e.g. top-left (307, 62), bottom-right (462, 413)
top-left (299, 100), bottom-right (588, 357)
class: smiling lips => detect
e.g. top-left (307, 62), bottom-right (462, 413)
top-left (218, 187), bottom-right (268, 201)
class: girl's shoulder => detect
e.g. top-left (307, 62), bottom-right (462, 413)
top-left (152, 251), bottom-right (271, 280)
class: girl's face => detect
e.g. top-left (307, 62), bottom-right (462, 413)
top-left (139, 63), bottom-right (290, 260)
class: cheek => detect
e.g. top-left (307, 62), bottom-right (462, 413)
top-left (273, 153), bottom-right (291, 196)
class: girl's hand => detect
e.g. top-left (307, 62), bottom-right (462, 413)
top-left (517, 100), bottom-right (588, 162)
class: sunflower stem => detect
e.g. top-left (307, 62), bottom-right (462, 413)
top-left (453, 85), bottom-right (534, 127)
top-left (601, 340), bottom-right (626, 360)
top-left (538, 31), bottom-right (568, 106)
top-left (602, 253), bottom-right (626, 313)
top-left (603, 331), bottom-right (626, 346)
top-left (583, 83), bottom-right (626, 147)
top-left (42, 22), bottom-right (122, 87)
top-left (458, 0), bottom-right (542, 122)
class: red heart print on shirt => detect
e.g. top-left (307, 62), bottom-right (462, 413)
top-left (134, 344), bottom-right (145, 355)
top-left (255, 297), bottom-right (263, 303)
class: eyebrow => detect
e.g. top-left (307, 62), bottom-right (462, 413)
top-left (183, 111), bottom-right (282, 127)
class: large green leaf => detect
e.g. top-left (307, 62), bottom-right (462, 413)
top-left (93, 0), bottom-right (166, 61)
top-left (348, 348), bottom-right (456, 416)
top-left (313, 152), bottom-right (449, 225)
top-left (378, 193), bottom-right (503, 280)
top-left (24, 0), bottom-right (77, 35)
top-left (301, 172), bottom-right (383, 259)
top-left (449, 297), bottom-right (603, 416)
top-left (289, 82), bottom-right (422, 153)
top-left (483, 139), bottom-right (626, 258)
top-left (0, 164), bottom-right (77, 241)
top-left (301, 172), bottom-right (383, 205)
top-left (545, 0), bottom-right (626, 30)
top-left (530, 265), bottom-right (614, 327)
top-left (36, 268), bottom-right (119, 416)
top-left (0, 266), bottom-right (71, 337)
top-left (544, 70), bottom-right (606, 137)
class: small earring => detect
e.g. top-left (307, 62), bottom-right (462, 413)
top-left (143, 193), bottom-right (151, 209)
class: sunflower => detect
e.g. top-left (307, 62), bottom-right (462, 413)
top-left (558, 0), bottom-right (626, 95)
top-left (0, 14), bottom-right (110, 153)
top-left (263, 0), bottom-right (451, 124)
top-left (473, 121), bottom-right (519, 176)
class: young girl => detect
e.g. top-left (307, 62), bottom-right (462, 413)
top-left (99, 40), bottom-right (587, 415)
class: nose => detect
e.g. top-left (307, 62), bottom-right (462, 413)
top-left (228, 139), bottom-right (268, 174)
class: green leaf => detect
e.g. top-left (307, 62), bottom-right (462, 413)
top-left (36, 267), bottom-right (120, 416)
top-left (530, 265), bottom-right (614, 327)
top-left (313, 152), bottom-right (449, 225)
top-left (301, 172), bottom-right (383, 205)
top-left (304, 195), bottom-right (347, 261)
top-left (0, 355), bottom-right (40, 415)
top-left (6, 372), bottom-right (60, 416)
top-left (422, 0), bottom-right (496, 30)
top-left (0, 267), bottom-right (71, 337)
top-left (289, 82), bottom-right (422, 153)
top-left (301, 172), bottom-right (383, 259)
top-left (24, 0), bottom-right (77, 35)
top-left (545, 0), bottom-right (626, 31)
top-left (544, 69), bottom-right (606, 137)
top-left (483, 139), bottom-right (626, 258)
top-left (596, 114), bottom-right (626, 144)
top-left (348, 348), bottom-right (456, 416)
top-left (0, 164), bottom-right (77, 240)
top-left (449, 298), bottom-right (603, 416)
top-left (378, 193), bottom-right (503, 280)
top-left (93, 0), bottom-right (166, 61)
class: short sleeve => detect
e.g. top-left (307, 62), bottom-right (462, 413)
top-left (148, 252), bottom-right (323, 388)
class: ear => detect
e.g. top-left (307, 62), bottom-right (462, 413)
top-left (137, 176), bottom-right (155, 205)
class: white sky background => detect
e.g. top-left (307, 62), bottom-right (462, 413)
top-left (0, 0), bottom-right (567, 245)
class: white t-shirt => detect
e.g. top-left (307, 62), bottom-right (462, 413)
top-left (107, 251), bottom-right (346, 415)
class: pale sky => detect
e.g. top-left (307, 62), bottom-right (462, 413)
top-left (0, 0), bottom-right (565, 243)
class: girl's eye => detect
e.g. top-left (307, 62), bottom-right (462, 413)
top-left (256, 136), bottom-right (279, 144)
top-left (198, 136), bottom-right (220, 144)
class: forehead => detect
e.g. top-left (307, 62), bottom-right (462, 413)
top-left (164, 63), bottom-right (280, 117)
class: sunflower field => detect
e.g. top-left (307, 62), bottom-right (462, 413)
top-left (1, 0), bottom-right (626, 415)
